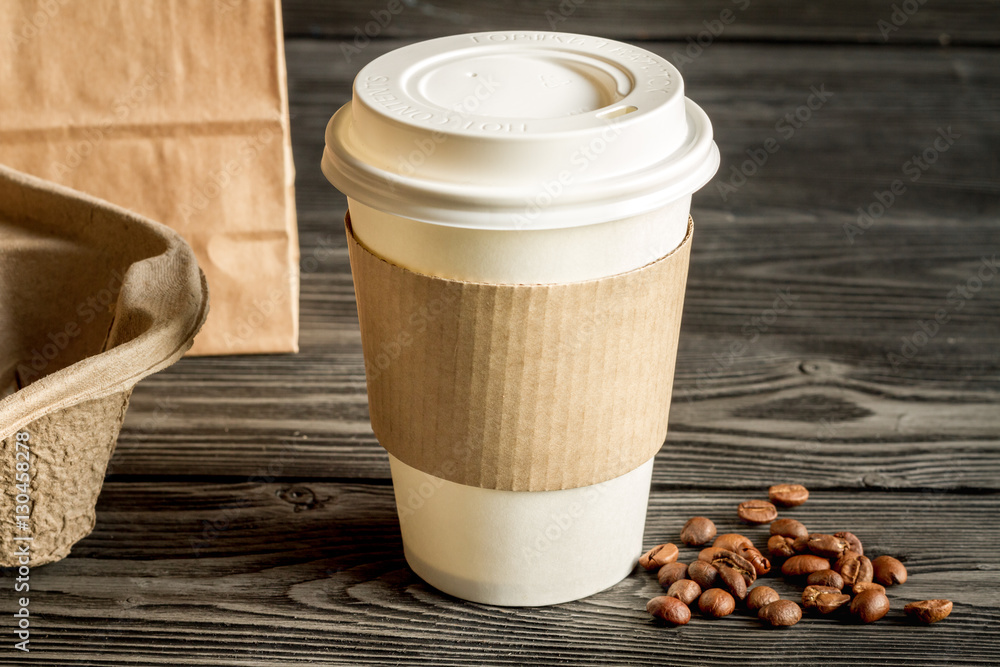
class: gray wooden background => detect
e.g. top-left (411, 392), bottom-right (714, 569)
top-left (10, 1), bottom-right (1000, 665)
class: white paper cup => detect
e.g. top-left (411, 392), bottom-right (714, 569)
top-left (323, 31), bottom-right (719, 606)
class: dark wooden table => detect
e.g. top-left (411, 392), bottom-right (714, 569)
top-left (15, 2), bottom-right (1000, 665)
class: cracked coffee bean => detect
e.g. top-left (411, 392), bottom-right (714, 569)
top-left (657, 562), bottom-right (689, 589)
top-left (834, 531), bottom-right (863, 556)
top-left (716, 564), bottom-right (747, 600)
top-left (639, 543), bottom-right (679, 570)
top-left (781, 554), bottom-right (830, 577)
top-left (758, 599), bottom-right (802, 627)
top-left (711, 550), bottom-right (757, 586)
top-left (905, 600), bottom-right (953, 624)
top-left (802, 585), bottom-right (851, 614)
top-left (852, 582), bottom-right (886, 596)
top-left (698, 546), bottom-right (729, 563)
top-left (746, 586), bottom-right (780, 612)
top-left (834, 552), bottom-right (873, 587)
top-left (770, 518), bottom-right (809, 540)
top-left (741, 547), bottom-right (771, 576)
top-left (647, 596), bottom-right (691, 626)
top-left (768, 483), bottom-right (809, 507)
top-left (680, 517), bottom-right (716, 546)
top-left (872, 555), bottom-right (907, 586)
top-left (666, 579), bottom-right (701, 606)
top-left (698, 588), bottom-right (735, 618)
top-left (737, 499), bottom-right (778, 524)
top-left (850, 589), bottom-right (890, 623)
top-left (806, 533), bottom-right (851, 559)
top-left (768, 535), bottom-right (797, 559)
top-left (806, 569), bottom-right (844, 590)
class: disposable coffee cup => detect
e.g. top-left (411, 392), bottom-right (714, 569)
top-left (323, 31), bottom-right (718, 606)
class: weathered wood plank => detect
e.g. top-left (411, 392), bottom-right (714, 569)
top-left (10, 483), bottom-right (1000, 666)
top-left (281, 0), bottom-right (1000, 45)
top-left (115, 349), bottom-right (1000, 489)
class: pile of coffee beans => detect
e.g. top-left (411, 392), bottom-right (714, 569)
top-left (642, 483), bottom-right (953, 627)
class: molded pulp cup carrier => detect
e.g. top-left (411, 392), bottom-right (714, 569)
top-left (0, 164), bottom-right (209, 566)
top-left (323, 31), bottom-right (719, 605)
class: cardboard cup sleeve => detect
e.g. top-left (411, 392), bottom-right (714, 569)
top-left (346, 214), bottom-right (693, 492)
top-left (0, 164), bottom-right (209, 566)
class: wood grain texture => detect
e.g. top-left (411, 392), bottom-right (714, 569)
top-left (281, 0), bottom-right (1000, 45)
top-left (110, 41), bottom-right (1000, 488)
top-left (7, 483), bottom-right (999, 666)
top-left (7, 8), bottom-right (1000, 665)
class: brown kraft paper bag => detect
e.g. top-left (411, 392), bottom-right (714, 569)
top-left (0, 0), bottom-right (298, 355)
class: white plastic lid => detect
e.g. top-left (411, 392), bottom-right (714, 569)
top-left (322, 31), bottom-right (719, 230)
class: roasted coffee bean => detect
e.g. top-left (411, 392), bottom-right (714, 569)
top-left (872, 555), bottom-right (907, 586)
top-left (791, 535), bottom-right (812, 554)
top-left (741, 547), bottom-right (771, 576)
top-left (657, 562), bottom-right (689, 588)
top-left (713, 533), bottom-right (753, 552)
top-left (758, 599), bottom-right (802, 627)
top-left (806, 569), bottom-right (844, 589)
top-left (852, 582), bottom-right (886, 596)
top-left (850, 589), bottom-right (890, 623)
top-left (904, 599), bottom-right (953, 624)
top-left (737, 499), bottom-right (778, 524)
top-left (767, 535), bottom-right (796, 559)
top-left (687, 560), bottom-right (719, 589)
top-left (640, 543), bottom-right (679, 570)
top-left (834, 531), bottom-right (863, 556)
top-left (770, 518), bottom-right (809, 540)
top-left (680, 517), bottom-right (717, 546)
top-left (698, 546), bottom-right (730, 563)
top-left (698, 588), bottom-right (735, 618)
top-left (806, 533), bottom-right (851, 559)
top-left (802, 585), bottom-right (851, 614)
top-left (716, 564), bottom-right (747, 600)
top-left (813, 592), bottom-right (852, 615)
top-left (710, 549), bottom-right (757, 586)
top-left (665, 579), bottom-right (701, 605)
top-left (746, 586), bottom-right (780, 612)
top-left (768, 483), bottom-right (809, 507)
top-left (834, 552), bottom-right (873, 586)
top-left (781, 554), bottom-right (830, 577)
top-left (647, 596), bottom-right (691, 626)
